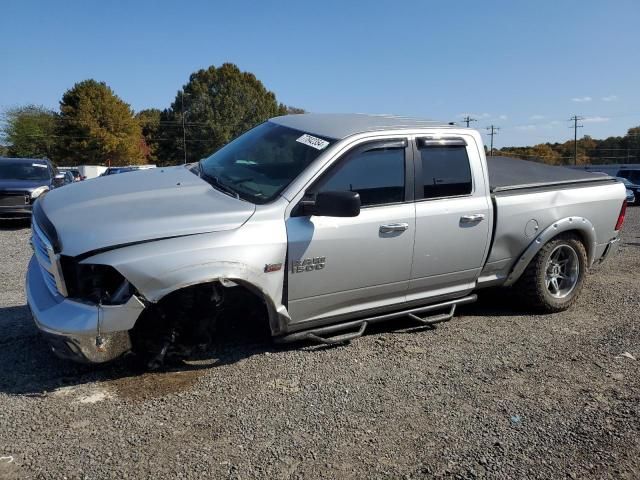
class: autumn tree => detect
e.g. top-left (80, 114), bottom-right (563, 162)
top-left (136, 108), bottom-right (162, 163)
top-left (157, 63), bottom-right (288, 165)
top-left (531, 144), bottom-right (562, 164)
top-left (56, 80), bottom-right (145, 166)
top-left (1, 105), bottom-right (58, 158)
top-left (499, 126), bottom-right (640, 166)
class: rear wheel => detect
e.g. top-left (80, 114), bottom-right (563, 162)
top-left (515, 233), bottom-right (587, 312)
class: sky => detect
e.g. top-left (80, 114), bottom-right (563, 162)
top-left (1, 0), bottom-right (639, 147)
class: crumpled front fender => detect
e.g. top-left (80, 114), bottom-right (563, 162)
top-left (84, 219), bottom-right (290, 334)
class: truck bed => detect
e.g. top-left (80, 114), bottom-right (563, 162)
top-left (488, 156), bottom-right (615, 193)
top-left (483, 157), bottom-right (624, 286)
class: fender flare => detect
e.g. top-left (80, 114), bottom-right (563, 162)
top-left (502, 216), bottom-right (596, 286)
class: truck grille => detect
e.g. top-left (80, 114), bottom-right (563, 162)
top-left (0, 192), bottom-right (28, 207)
top-left (31, 220), bottom-right (67, 298)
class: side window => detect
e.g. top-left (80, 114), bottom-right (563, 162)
top-left (419, 145), bottom-right (472, 198)
top-left (316, 145), bottom-right (405, 207)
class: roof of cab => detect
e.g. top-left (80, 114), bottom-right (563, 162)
top-left (269, 113), bottom-right (454, 140)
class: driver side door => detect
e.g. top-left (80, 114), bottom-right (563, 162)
top-left (285, 139), bottom-right (415, 326)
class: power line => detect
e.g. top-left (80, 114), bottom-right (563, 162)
top-left (462, 116), bottom-right (477, 128)
top-left (569, 115), bottom-right (584, 165)
top-left (485, 125), bottom-right (500, 156)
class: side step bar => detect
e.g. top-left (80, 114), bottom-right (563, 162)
top-left (276, 295), bottom-right (476, 345)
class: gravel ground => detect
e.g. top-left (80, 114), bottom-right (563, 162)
top-left (0, 209), bottom-right (638, 479)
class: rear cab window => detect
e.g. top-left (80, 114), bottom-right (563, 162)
top-left (416, 138), bottom-right (472, 199)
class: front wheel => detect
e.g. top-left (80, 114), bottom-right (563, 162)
top-left (515, 233), bottom-right (588, 313)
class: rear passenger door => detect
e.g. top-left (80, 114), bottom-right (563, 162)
top-left (408, 136), bottom-right (491, 302)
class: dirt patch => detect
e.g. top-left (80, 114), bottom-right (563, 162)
top-left (107, 367), bottom-right (205, 402)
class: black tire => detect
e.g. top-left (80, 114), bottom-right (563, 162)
top-left (514, 233), bottom-right (588, 313)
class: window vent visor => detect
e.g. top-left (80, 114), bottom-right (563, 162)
top-left (418, 137), bottom-right (467, 147)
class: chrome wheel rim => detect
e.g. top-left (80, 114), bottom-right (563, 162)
top-left (545, 245), bottom-right (580, 299)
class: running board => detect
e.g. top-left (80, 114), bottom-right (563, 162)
top-left (407, 304), bottom-right (456, 329)
top-left (276, 295), bottom-right (476, 345)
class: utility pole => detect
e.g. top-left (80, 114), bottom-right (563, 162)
top-left (462, 115), bottom-right (477, 128)
top-left (569, 115), bottom-right (583, 165)
top-left (181, 90), bottom-right (187, 164)
top-left (486, 125), bottom-right (500, 156)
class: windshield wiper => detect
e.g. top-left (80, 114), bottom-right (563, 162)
top-left (198, 161), bottom-right (240, 200)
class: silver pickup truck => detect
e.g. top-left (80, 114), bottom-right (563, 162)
top-left (26, 114), bottom-right (627, 366)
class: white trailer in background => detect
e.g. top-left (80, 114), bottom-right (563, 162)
top-left (78, 165), bottom-right (108, 179)
top-left (57, 165), bottom-right (107, 179)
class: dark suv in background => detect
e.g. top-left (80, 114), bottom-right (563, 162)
top-left (617, 168), bottom-right (640, 184)
top-left (0, 157), bottom-right (71, 219)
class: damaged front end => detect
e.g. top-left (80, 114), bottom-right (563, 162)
top-left (26, 256), bottom-right (146, 363)
top-left (130, 282), bottom-right (223, 369)
top-left (27, 254), bottom-right (234, 366)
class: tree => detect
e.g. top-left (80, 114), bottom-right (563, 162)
top-left (56, 80), bottom-right (145, 166)
top-left (157, 63), bottom-right (287, 165)
top-left (1, 105), bottom-right (58, 158)
top-left (282, 105), bottom-right (306, 115)
top-left (136, 108), bottom-right (162, 163)
top-left (498, 125), bottom-right (640, 166)
top-left (625, 126), bottom-right (640, 164)
top-left (530, 144), bottom-right (561, 164)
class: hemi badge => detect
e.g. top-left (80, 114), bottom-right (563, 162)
top-left (264, 263), bottom-right (282, 273)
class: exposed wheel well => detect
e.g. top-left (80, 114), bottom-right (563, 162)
top-left (130, 280), bottom-right (271, 367)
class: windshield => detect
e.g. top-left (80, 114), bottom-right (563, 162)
top-left (0, 161), bottom-right (50, 181)
top-left (198, 122), bottom-right (335, 204)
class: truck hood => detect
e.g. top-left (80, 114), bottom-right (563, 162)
top-left (0, 178), bottom-right (50, 192)
top-left (38, 165), bottom-right (256, 257)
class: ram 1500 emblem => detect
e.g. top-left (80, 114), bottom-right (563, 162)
top-left (292, 256), bottom-right (326, 273)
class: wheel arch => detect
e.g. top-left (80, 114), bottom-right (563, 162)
top-left (503, 216), bottom-right (596, 287)
top-left (138, 262), bottom-right (289, 336)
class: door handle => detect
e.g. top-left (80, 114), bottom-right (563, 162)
top-left (460, 214), bottom-right (486, 224)
top-left (379, 223), bottom-right (409, 233)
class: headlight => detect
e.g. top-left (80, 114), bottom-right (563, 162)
top-left (60, 257), bottom-right (133, 304)
top-left (30, 186), bottom-right (49, 199)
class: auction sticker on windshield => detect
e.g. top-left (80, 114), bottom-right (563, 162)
top-left (32, 163), bottom-right (47, 168)
top-left (296, 134), bottom-right (329, 151)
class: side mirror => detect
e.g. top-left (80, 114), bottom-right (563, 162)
top-left (312, 191), bottom-right (361, 217)
top-left (53, 173), bottom-right (65, 187)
